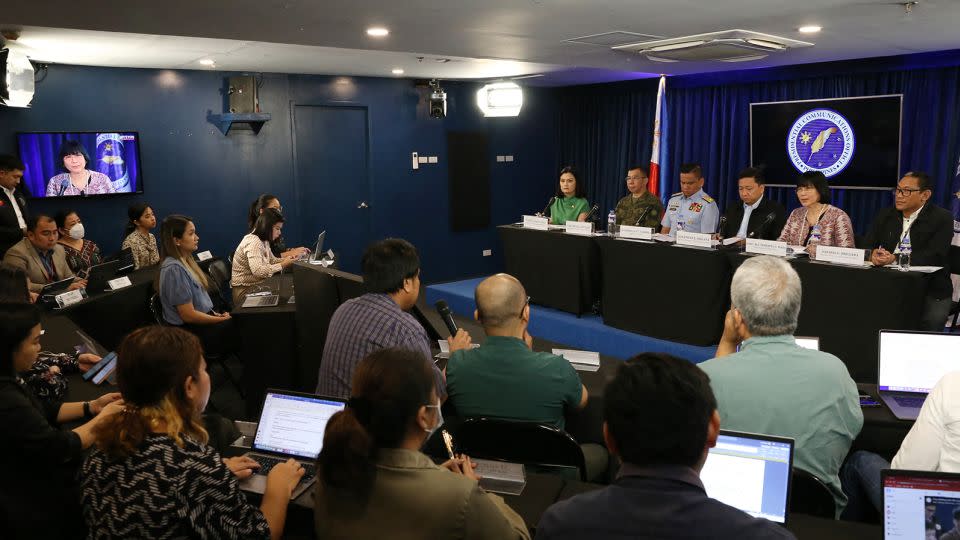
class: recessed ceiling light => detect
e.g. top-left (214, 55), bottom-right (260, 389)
top-left (366, 27), bottom-right (389, 37)
top-left (391, 68), bottom-right (404, 75)
top-left (798, 25), bottom-right (822, 34)
top-left (199, 58), bottom-right (215, 66)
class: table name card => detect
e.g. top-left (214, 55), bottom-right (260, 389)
top-left (196, 250), bottom-right (213, 262)
top-left (745, 238), bottom-right (788, 257)
top-left (522, 215), bottom-right (549, 230)
top-left (816, 246), bottom-right (866, 267)
top-left (55, 289), bottom-right (84, 308)
top-left (618, 225), bottom-right (654, 241)
top-left (107, 276), bottom-right (133, 291)
top-left (564, 221), bottom-right (594, 236)
top-left (676, 230), bottom-right (713, 248)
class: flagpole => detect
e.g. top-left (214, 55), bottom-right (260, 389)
top-left (648, 75), bottom-right (666, 196)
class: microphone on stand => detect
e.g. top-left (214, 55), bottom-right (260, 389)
top-left (717, 215), bottom-right (728, 238)
top-left (540, 197), bottom-right (556, 217)
top-left (585, 204), bottom-right (600, 222)
top-left (747, 213), bottom-right (776, 239)
top-left (434, 300), bottom-right (459, 336)
top-left (633, 207), bottom-right (652, 227)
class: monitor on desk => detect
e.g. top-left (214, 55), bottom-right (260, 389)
top-left (882, 469), bottom-right (960, 540)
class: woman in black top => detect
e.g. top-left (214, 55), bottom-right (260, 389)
top-left (0, 302), bottom-right (124, 539)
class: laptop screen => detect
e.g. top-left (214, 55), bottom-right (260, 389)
top-left (794, 336), bottom-right (819, 350)
top-left (878, 331), bottom-right (960, 393)
top-left (252, 391), bottom-right (345, 459)
top-left (883, 470), bottom-right (960, 540)
top-left (700, 430), bottom-right (794, 523)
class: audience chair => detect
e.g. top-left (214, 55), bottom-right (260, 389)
top-left (205, 258), bottom-right (233, 311)
top-left (149, 293), bottom-right (164, 325)
top-left (789, 468), bottom-right (836, 518)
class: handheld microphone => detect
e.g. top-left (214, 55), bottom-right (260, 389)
top-left (434, 300), bottom-right (459, 336)
top-left (747, 213), bottom-right (776, 239)
top-left (540, 197), bottom-right (556, 216)
top-left (585, 204), bottom-right (600, 222)
top-left (634, 206), bottom-right (652, 227)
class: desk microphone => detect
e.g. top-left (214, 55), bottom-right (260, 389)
top-left (717, 216), bottom-right (727, 237)
top-left (585, 204), bottom-right (600, 222)
top-left (747, 213), bottom-right (776, 239)
top-left (633, 207), bottom-right (652, 227)
top-left (540, 197), bottom-right (556, 216)
top-left (58, 178), bottom-right (71, 197)
top-left (434, 300), bottom-right (459, 336)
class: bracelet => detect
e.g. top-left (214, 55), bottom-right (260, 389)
top-left (83, 401), bottom-right (93, 419)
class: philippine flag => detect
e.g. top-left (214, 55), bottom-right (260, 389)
top-left (648, 75), bottom-right (666, 196)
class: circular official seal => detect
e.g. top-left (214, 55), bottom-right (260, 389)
top-left (786, 108), bottom-right (855, 178)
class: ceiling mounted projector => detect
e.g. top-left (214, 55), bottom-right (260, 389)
top-left (0, 47), bottom-right (35, 108)
top-left (613, 29), bottom-right (813, 63)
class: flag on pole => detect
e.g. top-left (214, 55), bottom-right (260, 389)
top-left (648, 75), bottom-right (666, 196)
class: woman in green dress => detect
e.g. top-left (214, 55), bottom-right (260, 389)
top-left (548, 166), bottom-right (590, 225)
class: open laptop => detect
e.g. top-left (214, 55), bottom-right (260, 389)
top-left (40, 276), bottom-right (75, 296)
top-left (882, 469), bottom-right (960, 540)
top-left (700, 430), bottom-right (794, 524)
top-left (239, 390), bottom-right (345, 499)
top-left (309, 231), bottom-right (326, 262)
top-left (84, 260), bottom-right (121, 293)
top-left (877, 330), bottom-right (960, 420)
top-left (241, 293), bottom-right (280, 308)
top-left (794, 336), bottom-right (820, 351)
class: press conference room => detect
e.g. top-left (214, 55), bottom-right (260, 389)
top-left (2, 2), bottom-right (960, 539)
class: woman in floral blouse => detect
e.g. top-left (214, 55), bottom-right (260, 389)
top-left (778, 171), bottom-right (856, 255)
top-left (121, 202), bottom-right (159, 269)
top-left (55, 209), bottom-right (102, 276)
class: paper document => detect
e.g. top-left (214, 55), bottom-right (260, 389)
top-left (472, 459), bottom-right (526, 496)
top-left (553, 349), bottom-right (600, 367)
top-left (653, 233), bottom-right (674, 242)
top-left (722, 237), bottom-right (742, 246)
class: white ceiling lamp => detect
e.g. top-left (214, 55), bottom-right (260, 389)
top-left (798, 25), bottom-right (822, 34)
top-left (198, 58), bottom-right (215, 66)
top-left (0, 47), bottom-right (36, 108)
top-left (391, 68), bottom-right (404, 75)
top-left (366, 27), bottom-right (389, 37)
top-left (477, 81), bottom-right (523, 117)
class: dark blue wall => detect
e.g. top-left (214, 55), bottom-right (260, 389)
top-left (0, 65), bottom-right (559, 283)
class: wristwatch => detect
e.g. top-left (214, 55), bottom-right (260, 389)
top-left (83, 401), bottom-right (93, 419)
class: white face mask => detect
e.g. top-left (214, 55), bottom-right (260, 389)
top-left (424, 400), bottom-right (443, 440)
top-left (68, 223), bottom-right (85, 240)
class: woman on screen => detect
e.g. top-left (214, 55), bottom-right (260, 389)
top-left (777, 171), bottom-right (855, 255)
top-left (231, 208), bottom-right (295, 305)
top-left (44, 140), bottom-right (115, 197)
top-left (55, 209), bottom-right (103, 276)
top-left (121, 203), bottom-right (159, 269)
top-left (547, 166), bottom-right (590, 225)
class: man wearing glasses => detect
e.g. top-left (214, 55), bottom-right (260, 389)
top-left (719, 167), bottom-right (786, 242)
top-left (864, 171), bottom-right (953, 330)
top-left (614, 165), bottom-right (664, 229)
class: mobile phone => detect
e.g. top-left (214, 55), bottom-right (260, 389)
top-left (441, 430), bottom-right (456, 460)
top-left (82, 351), bottom-right (113, 381)
top-left (91, 352), bottom-right (118, 385)
top-left (859, 395), bottom-right (881, 407)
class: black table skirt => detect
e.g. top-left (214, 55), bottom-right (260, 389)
top-left (498, 225), bottom-right (601, 316)
top-left (599, 237), bottom-right (731, 345)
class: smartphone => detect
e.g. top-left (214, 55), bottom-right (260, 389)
top-left (90, 352), bottom-right (118, 385)
top-left (441, 430), bottom-right (456, 460)
top-left (859, 395), bottom-right (881, 407)
top-left (82, 351), bottom-right (114, 381)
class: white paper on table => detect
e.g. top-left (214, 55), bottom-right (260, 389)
top-left (722, 237), bottom-right (742, 246)
top-left (553, 348), bottom-right (600, 366)
top-left (653, 233), bottom-right (674, 242)
top-left (882, 265), bottom-right (943, 274)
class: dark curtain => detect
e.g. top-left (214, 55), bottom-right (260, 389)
top-left (557, 57), bottom-right (960, 234)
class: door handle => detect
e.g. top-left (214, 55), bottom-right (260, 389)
top-left (357, 201), bottom-right (369, 209)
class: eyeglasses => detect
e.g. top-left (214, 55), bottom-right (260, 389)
top-left (795, 185), bottom-right (815, 193)
top-left (519, 295), bottom-right (531, 319)
top-left (893, 187), bottom-right (921, 196)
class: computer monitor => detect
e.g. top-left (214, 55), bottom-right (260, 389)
top-left (794, 336), bottom-right (819, 350)
top-left (878, 330), bottom-right (960, 393)
top-left (700, 430), bottom-right (794, 523)
top-left (251, 390), bottom-right (345, 460)
top-left (882, 469), bottom-right (960, 540)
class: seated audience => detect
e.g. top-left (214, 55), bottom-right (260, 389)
top-left (661, 163), bottom-right (720, 236)
top-left (0, 302), bottom-right (123, 539)
top-left (536, 353), bottom-right (794, 540)
top-left (0, 154), bottom-right (29, 258)
top-left (614, 165), bottom-right (663, 229)
top-left (719, 167), bottom-right (786, 241)
top-left (548, 166), bottom-right (591, 225)
top-left (55, 209), bottom-right (102, 276)
top-left (231, 207), bottom-right (296, 305)
top-left (315, 347), bottom-right (529, 539)
top-left (777, 171), bottom-right (855, 253)
top-left (864, 171), bottom-right (953, 330)
top-left (121, 202), bottom-right (159, 269)
top-left (157, 215), bottom-right (234, 354)
top-left (2, 214), bottom-right (86, 293)
top-left (81, 326), bottom-right (303, 539)
top-left (698, 255), bottom-right (862, 515)
top-left (247, 194), bottom-right (309, 258)
top-left (316, 238), bottom-right (470, 399)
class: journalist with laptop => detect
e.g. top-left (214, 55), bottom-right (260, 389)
top-left (231, 208), bottom-right (297, 306)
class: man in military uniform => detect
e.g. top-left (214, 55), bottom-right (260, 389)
top-left (660, 163), bottom-right (719, 236)
top-left (614, 165), bottom-right (664, 229)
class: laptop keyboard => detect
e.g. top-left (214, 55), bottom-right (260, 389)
top-left (255, 455), bottom-right (316, 484)
top-left (893, 396), bottom-right (926, 408)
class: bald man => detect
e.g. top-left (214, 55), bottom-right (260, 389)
top-left (445, 273), bottom-right (588, 429)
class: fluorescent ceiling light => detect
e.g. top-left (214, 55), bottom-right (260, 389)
top-left (198, 58), bottom-right (215, 66)
top-left (477, 82), bottom-right (523, 117)
top-left (391, 68), bottom-right (404, 75)
top-left (798, 25), bottom-right (822, 34)
top-left (366, 27), bottom-right (389, 37)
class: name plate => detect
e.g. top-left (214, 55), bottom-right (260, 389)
top-left (107, 276), bottom-right (133, 290)
top-left (522, 215), bottom-right (549, 230)
top-left (618, 225), bottom-right (653, 240)
top-left (745, 238), bottom-right (788, 257)
top-left (676, 230), bottom-right (713, 248)
top-left (55, 289), bottom-right (84, 308)
top-left (815, 246), bottom-right (865, 266)
top-left (564, 221), bottom-right (594, 236)
top-left (196, 250), bottom-right (213, 261)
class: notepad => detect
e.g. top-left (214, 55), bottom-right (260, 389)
top-left (472, 459), bottom-right (526, 495)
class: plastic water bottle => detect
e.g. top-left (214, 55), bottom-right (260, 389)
top-left (899, 233), bottom-right (912, 271)
top-left (607, 210), bottom-right (617, 236)
top-left (809, 224), bottom-right (822, 245)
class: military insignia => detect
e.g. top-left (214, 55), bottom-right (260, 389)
top-left (702, 195), bottom-right (714, 203)
top-left (689, 202), bottom-right (703, 212)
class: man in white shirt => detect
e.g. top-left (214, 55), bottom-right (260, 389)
top-left (0, 155), bottom-right (29, 258)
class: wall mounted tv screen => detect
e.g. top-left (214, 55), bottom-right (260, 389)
top-left (750, 95), bottom-right (901, 189)
top-left (16, 131), bottom-right (144, 198)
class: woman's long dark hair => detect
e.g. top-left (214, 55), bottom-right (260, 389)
top-left (0, 302), bottom-right (41, 376)
top-left (318, 347), bottom-right (435, 511)
top-left (247, 194), bottom-right (279, 230)
top-left (123, 202), bottom-right (152, 239)
top-left (251, 208), bottom-right (284, 242)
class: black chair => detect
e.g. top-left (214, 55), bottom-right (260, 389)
top-left (948, 245), bottom-right (960, 329)
top-left (205, 258), bottom-right (233, 312)
top-left (149, 293), bottom-right (165, 325)
top-left (789, 468), bottom-right (836, 518)
top-left (452, 417), bottom-right (588, 481)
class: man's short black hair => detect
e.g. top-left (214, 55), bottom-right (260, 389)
top-left (361, 238), bottom-right (420, 294)
top-left (738, 167), bottom-right (765, 185)
top-left (627, 165), bottom-right (649, 177)
top-left (604, 353), bottom-right (717, 468)
top-left (679, 163), bottom-right (703, 178)
top-left (903, 171), bottom-right (933, 192)
top-left (26, 214), bottom-right (55, 233)
top-left (796, 170), bottom-right (831, 205)
top-left (0, 154), bottom-right (25, 172)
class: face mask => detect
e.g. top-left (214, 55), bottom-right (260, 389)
top-left (68, 223), bottom-right (85, 240)
top-left (423, 400), bottom-right (443, 440)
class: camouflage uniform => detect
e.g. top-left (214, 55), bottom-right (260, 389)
top-left (614, 191), bottom-right (664, 229)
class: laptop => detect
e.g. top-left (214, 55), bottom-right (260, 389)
top-left (794, 336), bottom-right (820, 351)
top-left (40, 276), bottom-right (75, 296)
top-left (877, 330), bottom-right (960, 420)
top-left (116, 247), bottom-right (135, 274)
top-left (84, 260), bottom-right (121, 293)
top-left (239, 390), bottom-right (345, 499)
top-left (700, 430), bottom-right (794, 524)
top-left (241, 294), bottom-right (280, 308)
top-left (309, 231), bottom-right (326, 261)
top-left (882, 469), bottom-right (960, 540)
top-left (76, 329), bottom-right (107, 356)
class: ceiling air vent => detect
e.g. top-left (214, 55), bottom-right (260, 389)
top-left (612, 29), bottom-right (813, 62)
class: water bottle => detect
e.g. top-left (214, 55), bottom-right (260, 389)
top-left (607, 210), bottom-right (617, 236)
top-left (809, 224), bottom-right (822, 245)
top-left (899, 233), bottom-right (912, 271)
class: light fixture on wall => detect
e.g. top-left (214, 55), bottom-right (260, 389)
top-left (0, 45), bottom-right (35, 108)
top-left (476, 81), bottom-right (523, 117)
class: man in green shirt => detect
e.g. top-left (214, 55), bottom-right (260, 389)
top-left (698, 255), bottom-right (862, 516)
top-left (614, 165), bottom-right (663, 229)
top-left (446, 273), bottom-right (588, 429)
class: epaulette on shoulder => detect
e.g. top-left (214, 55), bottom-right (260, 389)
top-left (702, 195), bottom-right (715, 203)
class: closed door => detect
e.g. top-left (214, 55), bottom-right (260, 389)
top-left (292, 105), bottom-right (371, 273)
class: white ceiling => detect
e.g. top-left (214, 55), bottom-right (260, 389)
top-left (3, 0), bottom-right (960, 85)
